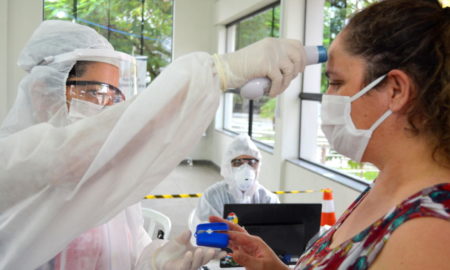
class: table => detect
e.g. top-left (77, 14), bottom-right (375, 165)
top-left (203, 259), bottom-right (296, 269)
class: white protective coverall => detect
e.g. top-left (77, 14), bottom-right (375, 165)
top-left (0, 20), bottom-right (305, 270)
top-left (196, 134), bottom-right (280, 222)
top-left (0, 20), bottom-right (221, 270)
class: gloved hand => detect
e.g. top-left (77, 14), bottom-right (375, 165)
top-left (136, 230), bottom-right (226, 270)
top-left (213, 37), bottom-right (306, 97)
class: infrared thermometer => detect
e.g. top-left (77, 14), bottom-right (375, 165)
top-left (227, 45), bottom-right (327, 99)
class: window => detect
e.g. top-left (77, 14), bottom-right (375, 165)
top-left (440, 0), bottom-right (450, 8)
top-left (299, 0), bottom-right (379, 182)
top-left (43, 0), bottom-right (173, 90)
top-left (222, 3), bottom-right (280, 147)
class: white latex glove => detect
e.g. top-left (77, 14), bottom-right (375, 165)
top-left (135, 230), bottom-right (226, 270)
top-left (213, 37), bottom-right (306, 97)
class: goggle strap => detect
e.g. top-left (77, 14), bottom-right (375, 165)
top-left (232, 158), bottom-right (258, 162)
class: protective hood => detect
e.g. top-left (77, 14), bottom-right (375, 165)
top-left (220, 134), bottom-right (262, 201)
top-left (0, 20), bottom-right (136, 138)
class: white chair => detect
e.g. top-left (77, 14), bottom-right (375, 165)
top-left (142, 208), bottom-right (172, 240)
top-left (188, 207), bottom-right (201, 245)
top-left (188, 207), bottom-right (202, 233)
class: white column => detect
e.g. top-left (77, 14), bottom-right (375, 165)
top-left (1, 0), bottom-right (42, 122)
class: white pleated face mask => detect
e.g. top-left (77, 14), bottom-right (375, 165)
top-left (232, 164), bottom-right (257, 192)
top-left (320, 74), bottom-right (392, 162)
top-left (68, 98), bottom-right (106, 122)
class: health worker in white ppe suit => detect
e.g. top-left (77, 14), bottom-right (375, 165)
top-left (0, 20), bottom-right (307, 270)
top-left (196, 134), bottom-right (279, 222)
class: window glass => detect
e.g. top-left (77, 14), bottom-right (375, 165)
top-left (300, 0), bottom-right (379, 182)
top-left (252, 96), bottom-right (276, 145)
top-left (223, 4), bottom-right (280, 147)
top-left (223, 93), bottom-right (248, 134)
top-left (43, 0), bottom-right (173, 85)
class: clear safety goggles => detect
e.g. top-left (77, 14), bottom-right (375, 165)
top-left (44, 48), bottom-right (138, 99)
top-left (66, 80), bottom-right (126, 106)
top-left (231, 158), bottom-right (259, 168)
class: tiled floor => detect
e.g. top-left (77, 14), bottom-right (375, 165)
top-left (141, 162), bottom-right (221, 239)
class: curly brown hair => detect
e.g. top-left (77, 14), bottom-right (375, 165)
top-left (343, 0), bottom-right (450, 165)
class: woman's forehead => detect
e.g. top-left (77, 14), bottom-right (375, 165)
top-left (327, 33), bottom-right (366, 79)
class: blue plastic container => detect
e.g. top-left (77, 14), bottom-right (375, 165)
top-left (195, 222), bottom-right (229, 248)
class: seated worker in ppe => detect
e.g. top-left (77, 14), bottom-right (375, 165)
top-left (196, 134), bottom-right (279, 222)
top-left (0, 20), bottom-right (308, 270)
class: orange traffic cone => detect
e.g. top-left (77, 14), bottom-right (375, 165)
top-left (321, 188), bottom-right (336, 226)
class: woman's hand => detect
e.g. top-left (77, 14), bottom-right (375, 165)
top-left (227, 231), bottom-right (289, 270)
top-left (209, 216), bottom-right (247, 233)
top-left (209, 216), bottom-right (289, 270)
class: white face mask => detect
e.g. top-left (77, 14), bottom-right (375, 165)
top-left (320, 74), bottom-right (392, 162)
top-left (68, 98), bottom-right (105, 122)
top-left (232, 164), bottom-right (257, 192)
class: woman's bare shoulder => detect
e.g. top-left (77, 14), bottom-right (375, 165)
top-left (370, 217), bottom-right (450, 270)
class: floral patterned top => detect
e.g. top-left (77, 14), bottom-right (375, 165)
top-left (295, 183), bottom-right (450, 270)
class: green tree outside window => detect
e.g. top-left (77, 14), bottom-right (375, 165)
top-left (44, 0), bottom-right (173, 82)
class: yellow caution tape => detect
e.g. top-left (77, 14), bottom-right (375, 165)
top-left (144, 193), bottom-right (203, 199)
top-left (273, 189), bottom-right (316, 194)
top-left (144, 189), bottom-right (330, 199)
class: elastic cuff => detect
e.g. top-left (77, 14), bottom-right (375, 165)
top-left (212, 54), bottom-right (228, 91)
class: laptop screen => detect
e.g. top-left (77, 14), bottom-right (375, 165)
top-left (223, 203), bottom-right (322, 259)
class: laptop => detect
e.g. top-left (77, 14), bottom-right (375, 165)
top-left (220, 203), bottom-right (322, 267)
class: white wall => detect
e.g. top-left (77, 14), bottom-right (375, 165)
top-left (281, 162), bottom-right (361, 216)
top-left (1, 0), bottom-right (42, 122)
top-left (172, 0), bottom-right (215, 58)
top-left (0, 0), bottom-right (7, 121)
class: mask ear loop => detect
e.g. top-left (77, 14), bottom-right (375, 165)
top-left (349, 74), bottom-right (392, 132)
top-left (369, 110), bottom-right (392, 132)
top-left (350, 74), bottom-right (387, 102)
